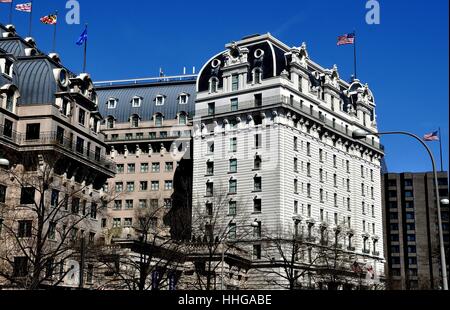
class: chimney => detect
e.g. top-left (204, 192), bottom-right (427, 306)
top-left (192, 66), bottom-right (196, 74)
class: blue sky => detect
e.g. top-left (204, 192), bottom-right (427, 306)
top-left (1, 0), bottom-right (448, 173)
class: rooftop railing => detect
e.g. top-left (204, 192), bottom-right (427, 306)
top-left (93, 74), bottom-right (198, 87)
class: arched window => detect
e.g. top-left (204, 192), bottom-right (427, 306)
top-left (178, 112), bottom-right (188, 125)
top-left (209, 77), bottom-right (219, 93)
top-left (155, 113), bottom-right (163, 127)
top-left (131, 114), bottom-right (140, 128)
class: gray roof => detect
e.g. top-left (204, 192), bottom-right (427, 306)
top-left (13, 58), bottom-right (59, 105)
top-left (96, 81), bottom-right (197, 122)
top-left (0, 39), bottom-right (29, 57)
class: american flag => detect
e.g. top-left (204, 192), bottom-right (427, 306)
top-left (40, 14), bottom-right (57, 25)
top-left (423, 131), bottom-right (440, 142)
top-left (15, 2), bottom-right (32, 12)
top-left (337, 33), bottom-right (355, 46)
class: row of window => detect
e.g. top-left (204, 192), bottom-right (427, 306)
top-left (107, 130), bottom-right (191, 141)
top-left (116, 162), bottom-right (175, 174)
top-left (107, 94), bottom-right (190, 110)
top-left (113, 198), bottom-right (172, 210)
top-left (115, 180), bottom-right (173, 192)
top-left (106, 113), bottom-right (188, 129)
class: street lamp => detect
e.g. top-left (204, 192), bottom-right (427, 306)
top-left (0, 157), bottom-right (10, 167)
top-left (353, 129), bottom-right (448, 290)
top-left (220, 219), bottom-right (260, 290)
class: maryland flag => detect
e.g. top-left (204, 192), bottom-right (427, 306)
top-left (40, 14), bottom-right (58, 25)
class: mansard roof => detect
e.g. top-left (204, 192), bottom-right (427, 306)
top-left (95, 79), bottom-right (197, 123)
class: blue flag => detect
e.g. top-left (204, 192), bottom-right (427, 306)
top-left (76, 27), bottom-right (88, 46)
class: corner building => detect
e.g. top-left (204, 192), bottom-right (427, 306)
top-left (192, 34), bottom-right (385, 289)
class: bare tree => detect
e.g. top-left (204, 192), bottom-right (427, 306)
top-left (95, 203), bottom-right (186, 290)
top-left (0, 154), bottom-right (112, 290)
top-left (259, 225), bottom-right (323, 290)
top-left (184, 185), bottom-right (253, 290)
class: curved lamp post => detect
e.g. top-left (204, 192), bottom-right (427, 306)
top-left (353, 129), bottom-right (448, 290)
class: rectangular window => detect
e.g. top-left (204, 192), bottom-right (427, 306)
top-left (114, 200), bottom-right (122, 210)
top-left (76, 137), bottom-right (84, 154)
top-left (294, 137), bottom-right (298, 151)
top-left (294, 179), bottom-right (298, 194)
top-left (164, 199), bottom-right (172, 208)
top-left (13, 257), bottom-right (28, 277)
top-left (124, 218), bottom-right (133, 227)
top-left (255, 93), bottom-right (262, 107)
top-left (18, 220), bottom-right (32, 238)
top-left (230, 98), bottom-right (239, 113)
top-left (230, 137), bottom-right (237, 152)
top-left (50, 189), bottom-right (59, 208)
top-left (232, 75), bottom-right (239, 91)
top-left (306, 142), bottom-right (311, 156)
top-left (253, 244), bottom-right (261, 260)
top-left (255, 134), bottom-right (262, 149)
top-left (206, 182), bottom-right (213, 196)
top-left (127, 164), bottom-right (135, 174)
top-left (140, 163), bottom-right (149, 173)
top-left (150, 199), bottom-right (159, 208)
top-left (78, 109), bottom-right (86, 125)
top-left (294, 201), bottom-right (298, 214)
top-left (229, 201), bottom-right (237, 216)
top-left (151, 181), bottom-right (159, 191)
top-left (165, 162), bottom-right (174, 172)
top-left (254, 199), bottom-right (262, 213)
top-left (228, 223), bottom-right (237, 239)
top-left (25, 123), bottom-right (40, 140)
top-left (229, 179), bottom-right (237, 194)
top-left (140, 181), bottom-right (148, 191)
top-left (113, 218), bottom-right (121, 228)
top-left (126, 182), bottom-right (135, 192)
top-left (116, 164), bottom-right (124, 174)
top-left (20, 187), bottom-right (35, 205)
top-left (152, 163), bottom-right (160, 172)
top-left (139, 199), bottom-right (147, 208)
top-left (307, 183), bottom-right (311, 198)
top-left (206, 161), bottom-right (214, 175)
top-left (254, 177), bottom-right (262, 192)
top-left (294, 158), bottom-right (298, 172)
top-left (165, 181), bottom-right (173, 190)
top-left (207, 141), bottom-right (215, 154)
top-left (229, 159), bottom-right (237, 173)
top-left (208, 102), bottom-right (215, 116)
top-left (254, 222), bottom-right (262, 238)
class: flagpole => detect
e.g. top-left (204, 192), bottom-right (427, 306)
top-left (52, 11), bottom-right (58, 52)
top-left (353, 30), bottom-right (357, 79)
top-left (83, 24), bottom-right (88, 73)
top-left (28, 0), bottom-right (33, 37)
top-left (439, 127), bottom-right (443, 172)
top-left (9, 0), bottom-right (14, 24)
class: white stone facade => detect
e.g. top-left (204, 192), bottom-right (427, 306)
top-left (192, 34), bottom-right (385, 288)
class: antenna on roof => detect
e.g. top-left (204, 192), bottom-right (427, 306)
top-left (159, 67), bottom-right (164, 77)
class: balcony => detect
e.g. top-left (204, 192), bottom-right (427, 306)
top-left (362, 249), bottom-right (371, 254)
top-left (195, 95), bottom-right (384, 152)
top-left (1, 130), bottom-right (116, 173)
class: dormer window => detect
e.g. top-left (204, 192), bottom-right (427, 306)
top-left (108, 98), bottom-right (117, 109)
top-left (179, 93), bottom-right (188, 105)
top-left (132, 96), bottom-right (142, 108)
top-left (3, 58), bottom-right (13, 77)
top-left (1, 85), bottom-right (19, 113)
top-left (155, 95), bottom-right (165, 106)
top-left (209, 77), bottom-right (219, 93)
